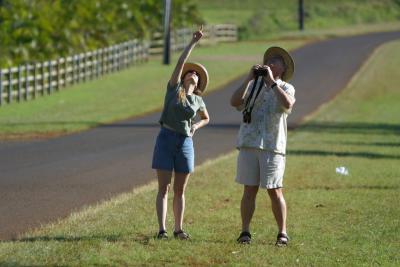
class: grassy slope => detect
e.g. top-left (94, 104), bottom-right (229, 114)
top-left (0, 40), bottom-right (399, 266)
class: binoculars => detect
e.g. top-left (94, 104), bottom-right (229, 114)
top-left (253, 65), bottom-right (269, 77)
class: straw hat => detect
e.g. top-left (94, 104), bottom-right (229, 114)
top-left (181, 62), bottom-right (209, 92)
top-left (263, 47), bottom-right (295, 81)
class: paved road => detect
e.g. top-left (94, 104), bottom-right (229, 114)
top-left (1, 31), bottom-right (399, 240)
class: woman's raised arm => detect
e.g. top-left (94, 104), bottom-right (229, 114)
top-left (168, 25), bottom-right (203, 87)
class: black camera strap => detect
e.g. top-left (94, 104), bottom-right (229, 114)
top-left (243, 76), bottom-right (264, 115)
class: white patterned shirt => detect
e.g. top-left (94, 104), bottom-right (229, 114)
top-left (236, 78), bottom-right (295, 155)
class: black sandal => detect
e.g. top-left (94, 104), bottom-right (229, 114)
top-left (156, 230), bottom-right (168, 239)
top-left (237, 231), bottom-right (252, 244)
top-left (275, 232), bottom-right (289, 247)
top-left (173, 230), bottom-right (190, 240)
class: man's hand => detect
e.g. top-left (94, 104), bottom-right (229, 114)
top-left (262, 65), bottom-right (276, 86)
top-left (247, 64), bottom-right (261, 81)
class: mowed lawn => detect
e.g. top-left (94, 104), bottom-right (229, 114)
top-left (0, 38), bottom-right (399, 266)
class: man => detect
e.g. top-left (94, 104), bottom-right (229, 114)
top-left (230, 47), bottom-right (295, 246)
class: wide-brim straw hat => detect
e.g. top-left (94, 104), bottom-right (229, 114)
top-left (181, 62), bottom-right (209, 92)
top-left (263, 47), bottom-right (294, 81)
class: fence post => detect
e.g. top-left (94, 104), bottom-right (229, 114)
top-left (112, 46), bottom-right (116, 72)
top-left (8, 67), bottom-right (12, 103)
top-left (94, 50), bottom-right (98, 78)
top-left (132, 41), bottom-right (136, 65)
top-left (133, 41), bottom-right (137, 64)
top-left (83, 53), bottom-right (86, 81)
top-left (111, 47), bottom-right (114, 72)
top-left (33, 63), bottom-right (37, 99)
top-left (48, 60), bottom-right (53, 94)
top-left (117, 44), bottom-right (121, 71)
top-left (71, 56), bottom-right (76, 85)
top-left (115, 45), bottom-right (119, 71)
top-left (127, 42), bottom-right (131, 66)
top-left (57, 58), bottom-right (61, 90)
top-left (122, 43), bottom-right (126, 69)
top-left (41, 62), bottom-right (45, 95)
top-left (64, 57), bottom-right (68, 88)
top-left (77, 54), bottom-right (80, 83)
top-left (86, 53), bottom-right (90, 80)
top-left (91, 52), bottom-right (95, 80)
top-left (99, 49), bottom-right (103, 76)
top-left (17, 66), bottom-right (22, 102)
top-left (89, 52), bottom-right (93, 80)
top-left (0, 69), bottom-right (3, 106)
top-left (25, 63), bottom-right (29, 100)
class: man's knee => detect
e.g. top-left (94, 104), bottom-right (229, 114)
top-left (267, 188), bottom-right (284, 201)
top-left (243, 185), bottom-right (259, 200)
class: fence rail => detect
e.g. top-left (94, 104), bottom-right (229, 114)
top-left (0, 24), bottom-right (237, 106)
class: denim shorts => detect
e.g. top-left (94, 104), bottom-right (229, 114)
top-left (152, 127), bottom-right (194, 173)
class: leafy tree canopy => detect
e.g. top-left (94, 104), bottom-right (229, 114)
top-left (0, 0), bottom-right (202, 67)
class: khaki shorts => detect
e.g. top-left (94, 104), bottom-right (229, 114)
top-left (235, 148), bottom-right (286, 189)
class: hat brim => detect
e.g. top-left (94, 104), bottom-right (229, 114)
top-left (181, 62), bottom-right (209, 92)
top-left (263, 47), bottom-right (294, 81)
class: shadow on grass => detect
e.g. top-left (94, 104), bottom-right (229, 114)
top-left (287, 149), bottom-right (400, 159)
top-left (332, 141), bottom-right (400, 147)
top-left (11, 233), bottom-right (230, 245)
top-left (296, 184), bottom-right (399, 191)
top-left (12, 232), bottom-right (153, 245)
top-left (296, 121), bottom-right (400, 135)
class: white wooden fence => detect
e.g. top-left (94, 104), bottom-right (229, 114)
top-left (149, 24), bottom-right (238, 54)
top-left (0, 24), bottom-right (237, 106)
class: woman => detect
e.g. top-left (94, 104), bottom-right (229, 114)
top-left (152, 26), bottom-right (210, 240)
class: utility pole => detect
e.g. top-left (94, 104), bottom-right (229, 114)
top-left (163, 0), bottom-right (172, 65)
top-left (299, 0), bottom-right (304, 31)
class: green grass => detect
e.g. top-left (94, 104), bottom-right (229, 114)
top-left (197, 0), bottom-right (400, 39)
top-left (0, 39), bottom-right (305, 138)
top-left (1, 40), bottom-right (399, 266)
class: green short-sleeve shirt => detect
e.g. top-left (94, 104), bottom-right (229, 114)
top-left (159, 82), bottom-right (206, 136)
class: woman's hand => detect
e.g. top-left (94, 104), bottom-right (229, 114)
top-left (169, 25), bottom-right (203, 88)
top-left (191, 25), bottom-right (203, 43)
top-left (190, 124), bottom-right (199, 136)
top-left (190, 109), bottom-right (210, 136)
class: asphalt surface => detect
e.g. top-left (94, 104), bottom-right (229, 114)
top-left (1, 31), bottom-right (399, 240)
